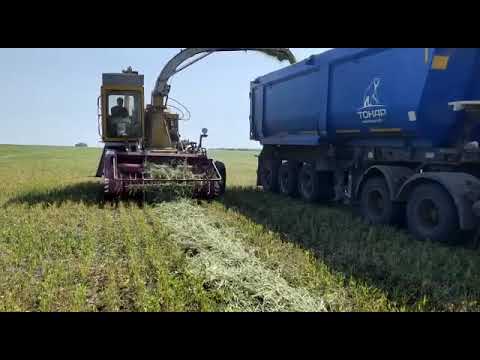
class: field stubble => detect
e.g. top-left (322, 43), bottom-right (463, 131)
top-left (1, 145), bottom-right (480, 311)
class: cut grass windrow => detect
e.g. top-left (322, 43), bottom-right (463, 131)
top-left (155, 200), bottom-right (326, 312)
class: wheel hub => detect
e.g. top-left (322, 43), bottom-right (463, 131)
top-left (418, 198), bottom-right (440, 229)
top-left (368, 190), bottom-right (385, 217)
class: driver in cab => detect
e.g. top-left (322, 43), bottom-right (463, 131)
top-left (111, 98), bottom-right (129, 118)
top-left (111, 98), bottom-right (130, 137)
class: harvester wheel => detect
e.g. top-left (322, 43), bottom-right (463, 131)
top-left (406, 183), bottom-right (460, 243)
top-left (360, 177), bottom-right (403, 226)
top-left (259, 158), bottom-right (280, 193)
top-left (215, 161), bottom-right (227, 196)
top-left (278, 161), bottom-right (298, 197)
top-left (103, 192), bottom-right (112, 201)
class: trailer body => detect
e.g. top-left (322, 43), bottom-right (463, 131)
top-left (250, 48), bottom-right (480, 243)
top-left (250, 48), bottom-right (480, 148)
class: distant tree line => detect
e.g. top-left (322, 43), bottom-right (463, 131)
top-left (75, 143), bottom-right (88, 148)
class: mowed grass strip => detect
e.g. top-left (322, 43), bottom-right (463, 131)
top-left (155, 199), bottom-right (326, 312)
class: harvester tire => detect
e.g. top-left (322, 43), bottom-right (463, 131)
top-left (406, 183), bottom-right (460, 243)
top-left (260, 158), bottom-right (280, 193)
top-left (278, 161), bottom-right (298, 197)
top-left (215, 161), bottom-right (227, 196)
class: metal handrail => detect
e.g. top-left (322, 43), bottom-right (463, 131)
top-left (97, 95), bottom-right (102, 138)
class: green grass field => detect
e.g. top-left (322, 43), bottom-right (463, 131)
top-left (1, 144), bottom-right (480, 311)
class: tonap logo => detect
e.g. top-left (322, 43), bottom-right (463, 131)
top-left (357, 77), bottom-right (387, 123)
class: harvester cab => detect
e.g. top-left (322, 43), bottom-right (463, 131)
top-left (99, 67), bottom-right (144, 148)
top-left (95, 48), bottom-right (296, 200)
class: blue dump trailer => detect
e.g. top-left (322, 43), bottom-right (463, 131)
top-left (250, 48), bottom-right (480, 243)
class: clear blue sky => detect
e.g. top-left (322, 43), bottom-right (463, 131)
top-left (0, 48), bottom-right (331, 148)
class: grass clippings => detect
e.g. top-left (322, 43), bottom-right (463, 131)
top-left (155, 199), bottom-right (326, 312)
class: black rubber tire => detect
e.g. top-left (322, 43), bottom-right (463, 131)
top-left (259, 158), bottom-right (280, 193)
top-left (406, 183), bottom-right (460, 243)
top-left (214, 161), bottom-right (227, 196)
top-left (298, 163), bottom-right (321, 202)
top-left (278, 161), bottom-right (298, 197)
top-left (360, 177), bottom-right (403, 226)
top-left (103, 191), bottom-right (114, 202)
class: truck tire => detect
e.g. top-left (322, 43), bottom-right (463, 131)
top-left (360, 177), bottom-right (402, 226)
top-left (278, 161), bottom-right (298, 197)
top-left (406, 183), bottom-right (460, 243)
top-left (214, 161), bottom-right (227, 196)
top-left (298, 163), bottom-right (321, 202)
top-left (260, 158), bottom-right (280, 193)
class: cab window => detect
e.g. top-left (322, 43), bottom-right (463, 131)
top-left (106, 92), bottom-right (141, 138)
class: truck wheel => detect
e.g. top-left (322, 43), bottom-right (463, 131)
top-left (260, 158), bottom-right (280, 193)
top-left (215, 161), bottom-right (226, 196)
top-left (406, 183), bottom-right (460, 243)
top-left (360, 177), bottom-right (402, 225)
top-left (278, 161), bottom-right (298, 197)
top-left (298, 163), bottom-right (321, 202)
